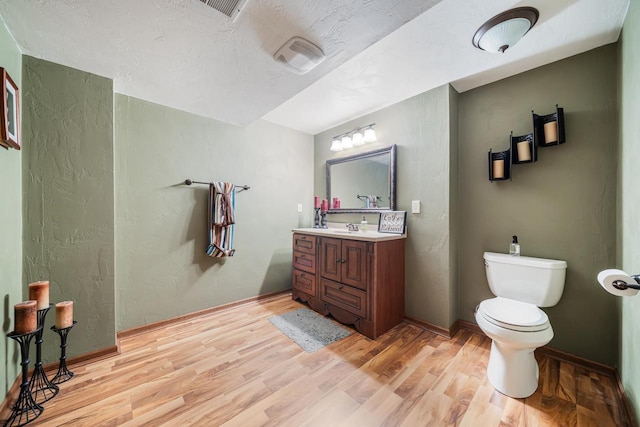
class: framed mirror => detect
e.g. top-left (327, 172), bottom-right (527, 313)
top-left (326, 145), bottom-right (396, 213)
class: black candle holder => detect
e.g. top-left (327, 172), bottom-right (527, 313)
top-left (5, 327), bottom-right (44, 427)
top-left (320, 210), bottom-right (328, 229)
top-left (49, 321), bottom-right (77, 384)
top-left (29, 305), bottom-right (59, 404)
top-left (313, 208), bottom-right (321, 228)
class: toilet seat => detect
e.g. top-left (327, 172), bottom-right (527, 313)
top-left (478, 297), bottom-right (549, 332)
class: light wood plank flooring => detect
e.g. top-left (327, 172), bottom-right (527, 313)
top-left (4, 293), bottom-right (631, 426)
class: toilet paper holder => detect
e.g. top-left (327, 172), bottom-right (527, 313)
top-left (612, 274), bottom-right (640, 291)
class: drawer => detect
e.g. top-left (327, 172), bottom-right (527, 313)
top-left (320, 278), bottom-right (367, 318)
top-left (293, 251), bottom-right (316, 274)
top-left (293, 234), bottom-right (316, 255)
top-left (292, 269), bottom-right (316, 296)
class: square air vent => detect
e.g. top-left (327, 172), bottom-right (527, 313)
top-left (199, 0), bottom-right (248, 21)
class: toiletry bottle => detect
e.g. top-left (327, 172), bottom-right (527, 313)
top-left (509, 235), bottom-right (520, 256)
top-left (361, 216), bottom-right (368, 233)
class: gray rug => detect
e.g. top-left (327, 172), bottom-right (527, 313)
top-left (269, 308), bottom-right (352, 352)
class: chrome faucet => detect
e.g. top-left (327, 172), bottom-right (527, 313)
top-left (346, 223), bottom-right (359, 232)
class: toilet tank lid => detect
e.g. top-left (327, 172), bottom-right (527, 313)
top-left (484, 252), bottom-right (567, 269)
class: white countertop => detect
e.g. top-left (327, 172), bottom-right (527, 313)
top-left (292, 227), bottom-right (406, 242)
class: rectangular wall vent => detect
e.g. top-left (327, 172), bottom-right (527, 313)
top-left (199, 0), bottom-right (248, 21)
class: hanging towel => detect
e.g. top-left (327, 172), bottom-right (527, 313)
top-left (206, 182), bottom-right (236, 257)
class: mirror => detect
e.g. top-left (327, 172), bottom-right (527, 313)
top-left (326, 145), bottom-right (396, 213)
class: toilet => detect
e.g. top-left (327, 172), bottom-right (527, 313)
top-left (475, 251), bottom-right (567, 398)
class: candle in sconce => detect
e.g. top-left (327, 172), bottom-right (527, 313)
top-left (517, 141), bottom-right (531, 162)
top-left (314, 196), bottom-right (320, 209)
top-left (544, 121), bottom-right (558, 144)
top-left (55, 301), bottom-right (74, 329)
top-left (14, 301), bottom-right (37, 334)
top-left (321, 199), bottom-right (328, 211)
top-left (493, 159), bottom-right (505, 179)
top-left (28, 280), bottom-right (50, 310)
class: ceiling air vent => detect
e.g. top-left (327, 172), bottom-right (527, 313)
top-left (273, 37), bottom-right (326, 75)
top-left (199, 0), bottom-right (248, 21)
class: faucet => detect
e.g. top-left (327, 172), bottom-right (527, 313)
top-left (346, 223), bottom-right (359, 232)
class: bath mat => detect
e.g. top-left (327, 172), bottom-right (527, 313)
top-left (269, 308), bottom-right (352, 352)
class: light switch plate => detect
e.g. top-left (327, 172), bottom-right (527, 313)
top-left (411, 200), bottom-right (420, 213)
top-left (297, 203), bottom-right (303, 213)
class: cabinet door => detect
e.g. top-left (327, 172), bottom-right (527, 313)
top-left (319, 238), bottom-right (341, 282)
top-left (341, 240), bottom-right (367, 290)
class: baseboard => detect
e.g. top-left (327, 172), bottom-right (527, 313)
top-left (404, 316), bottom-right (459, 338)
top-left (117, 289), bottom-right (292, 339)
top-left (614, 368), bottom-right (639, 427)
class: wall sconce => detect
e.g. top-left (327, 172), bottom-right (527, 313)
top-left (472, 7), bottom-right (539, 53)
top-left (330, 123), bottom-right (376, 151)
top-left (597, 269), bottom-right (640, 297)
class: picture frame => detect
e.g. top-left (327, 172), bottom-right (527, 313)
top-left (1, 68), bottom-right (20, 150)
top-left (378, 211), bottom-right (407, 234)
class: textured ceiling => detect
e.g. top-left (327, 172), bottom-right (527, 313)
top-left (0, 0), bottom-right (630, 135)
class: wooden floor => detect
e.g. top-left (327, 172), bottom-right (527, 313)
top-left (4, 293), bottom-right (631, 426)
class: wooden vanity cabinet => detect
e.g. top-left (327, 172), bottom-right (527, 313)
top-left (291, 232), bottom-right (405, 339)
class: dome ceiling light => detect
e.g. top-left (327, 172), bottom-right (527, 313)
top-left (472, 7), bottom-right (539, 54)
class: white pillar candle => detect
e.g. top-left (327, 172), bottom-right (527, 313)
top-left (493, 159), bottom-right (505, 179)
top-left (28, 280), bottom-right (50, 310)
top-left (55, 301), bottom-right (74, 329)
top-left (544, 121), bottom-right (558, 144)
top-left (15, 301), bottom-right (37, 334)
top-left (517, 141), bottom-right (531, 162)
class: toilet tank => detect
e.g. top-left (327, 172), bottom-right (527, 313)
top-left (483, 252), bottom-right (567, 307)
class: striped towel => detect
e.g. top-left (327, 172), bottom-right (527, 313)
top-left (206, 182), bottom-right (236, 257)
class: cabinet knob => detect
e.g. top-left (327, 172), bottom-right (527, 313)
top-left (336, 259), bottom-right (341, 263)
top-left (300, 254), bottom-right (305, 258)
top-left (339, 285), bottom-right (344, 290)
top-left (341, 259), bottom-right (346, 264)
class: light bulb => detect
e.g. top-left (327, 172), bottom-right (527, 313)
top-left (352, 131), bottom-right (364, 146)
top-left (363, 127), bottom-right (377, 143)
top-left (342, 135), bottom-right (353, 149)
top-left (330, 138), bottom-right (343, 151)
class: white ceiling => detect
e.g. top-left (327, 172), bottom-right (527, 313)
top-left (0, 0), bottom-right (629, 135)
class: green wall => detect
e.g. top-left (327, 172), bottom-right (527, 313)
top-left (114, 95), bottom-right (313, 330)
top-left (22, 56), bottom-right (116, 361)
top-left (314, 84), bottom-right (458, 329)
top-left (619, 0), bottom-right (640, 416)
top-left (0, 20), bottom-right (22, 399)
top-left (458, 45), bottom-right (618, 365)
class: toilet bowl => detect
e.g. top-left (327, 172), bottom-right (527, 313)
top-left (476, 252), bottom-right (567, 398)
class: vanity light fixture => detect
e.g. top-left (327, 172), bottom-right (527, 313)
top-left (341, 135), bottom-right (353, 149)
top-left (472, 7), bottom-right (539, 53)
top-left (329, 123), bottom-right (376, 152)
top-left (352, 131), bottom-right (364, 146)
top-left (330, 137), bottom-right (343, 151)
top-left (363, 125), bottom-right (377, 143)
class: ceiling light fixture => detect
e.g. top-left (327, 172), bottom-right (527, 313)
top-left (329, 123), bottom-right (376, 152)
top-left (472, 7), bottom-right (539, 54)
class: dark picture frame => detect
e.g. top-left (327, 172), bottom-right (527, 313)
top-left (1, 68), bottom-right (20, 150)
top-left (378, 210), bottom-right (407, 234)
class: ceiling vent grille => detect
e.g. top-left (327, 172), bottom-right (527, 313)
top-left (199, 0), bottom-right (248, 21)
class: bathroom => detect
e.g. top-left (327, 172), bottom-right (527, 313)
top-left (1, 1), bottom-right (639, 421)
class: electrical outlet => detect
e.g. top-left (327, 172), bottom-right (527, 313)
top-left (411, 200), bottom-right (420, 214)
top-left (297, 203), bottom-right (303, 213)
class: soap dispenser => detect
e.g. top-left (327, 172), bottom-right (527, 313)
top-left (361, 216), bottom-right (368, 233)
top-left (509, 235), bottom-right (520, 256)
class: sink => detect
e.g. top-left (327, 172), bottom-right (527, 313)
top-left (332, 230), bottom-right (353, 234)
